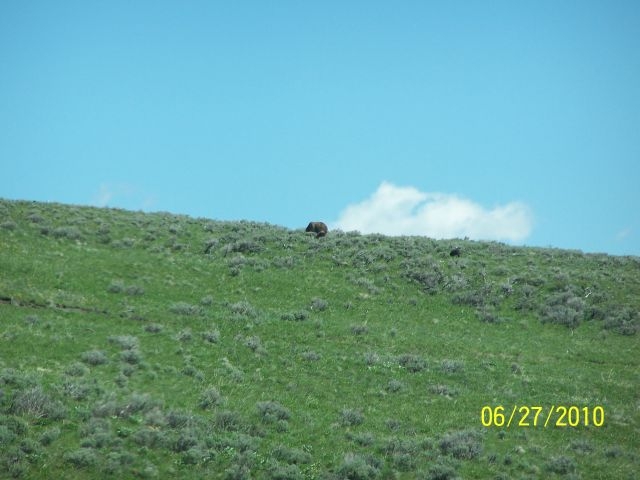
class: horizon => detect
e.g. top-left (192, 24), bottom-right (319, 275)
top-left (3, 195), bottom-right (638, 258)
top-left (2, 2), bottom-right (639, 256)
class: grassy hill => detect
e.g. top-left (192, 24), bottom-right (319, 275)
top-left (0, 198), bottom-right (638, 479)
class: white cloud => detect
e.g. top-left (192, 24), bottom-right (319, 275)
top-left (615, 227), bottom-right (632, 241)
top-left (92, 184), bottom-right (115, 207)
top-left (91, 183), bottom-right (156, 211)
top-left (334, 182), bottom-right (533, 242)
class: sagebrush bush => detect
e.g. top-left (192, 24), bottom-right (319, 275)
top-left (12, 386), bottom-right (66, 420)
top-left (215, 410), bottom-right (243, 432)
top-left (144, 323), bottom-right (163, 333)
top-left (120, 349), bottom-right (143, 365)
top-left (52, 226), bottom-right (82, 240)
top-left (39, 426), bottom-right (61, 446)
top-left (335, 453), bottom-right (381, 480)
top-left (603, 307), bottom-right (638, 335)
top-left (364, 351), bottom-right (380, 366)
top-left (257, 401), bottom-right (291, 423)
top-left (62, 380), bottom-right (95, 401)
top-left (229, 300), bottom-right (258, 319)
top-left (108, 280), bottom-right (125, 293)
top-left (350, 324), bottom-right (369, 335)
top-left (267, 464), bottom-right (303, 480)
top-left (0, 425), bottom-right (16, 445)
top-left (349, 432), bottom-right (376, 447)
top-left (177, 328), bottom-right (193, 342)
top-left (200, 295), bottom-right (214, 306)
top-left (170, 302), bottom-right (202, 316)
top-left (310, 297), bottom-right (328, 311)
top-left (65, 362), bottom-right (89, 377)
top-left (23, 314), bottom-right (39, 326)
top-left (202, 329), bottom-right (221, 343)
top-left (301, 350), bottom-right (321, 361)
top-left (280, 310), bottom-right (308, 321)
top-left (103, 450), bottom-right (135, 475)
top-left (386, 379), bottom-right (404, 393)
top-left (243, 335), bottom-right (265, 354)
top-left (198, 387), bottom-right (224, 409)
top-left (439, 429), bottom-right (483, 460)
top-left (430, 384), bottom-right (457, 397)
top-left (108, 335), bottom-right (139, 350)
top-left (539, 290), bottom-right (586, 328)
top-left (125, 284), bottom-right (145, 296)
top-left (272, 445), bottom-right (312, 465)
top-left (64, 448), bottom-right (98, 468)
top-left (424, 461), bottom-right (459, 480)
top-left (80, 350), bottom-right (109, 366)
top-left (133, 427), bottom-right (164, 448)
top-left (440, 359), bottom-right (464, 374)
top-left (545, 455), bottom-right (576, 474)
top-left (397, 354), bottom-right (426, 373)
top-left (340, 408), bottom-right (364, 426)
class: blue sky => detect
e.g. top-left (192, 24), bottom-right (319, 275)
top-left (2, 1), bottom-right (639, 255)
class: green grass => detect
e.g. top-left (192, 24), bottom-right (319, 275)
top-left (0, 198), bottom-right (638, 479)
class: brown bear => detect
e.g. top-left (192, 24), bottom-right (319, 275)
top-left (305, 221), bottom-right (328, 238)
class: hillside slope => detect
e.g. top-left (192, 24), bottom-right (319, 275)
top-left (0, 199), bottom-right (638, 479)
